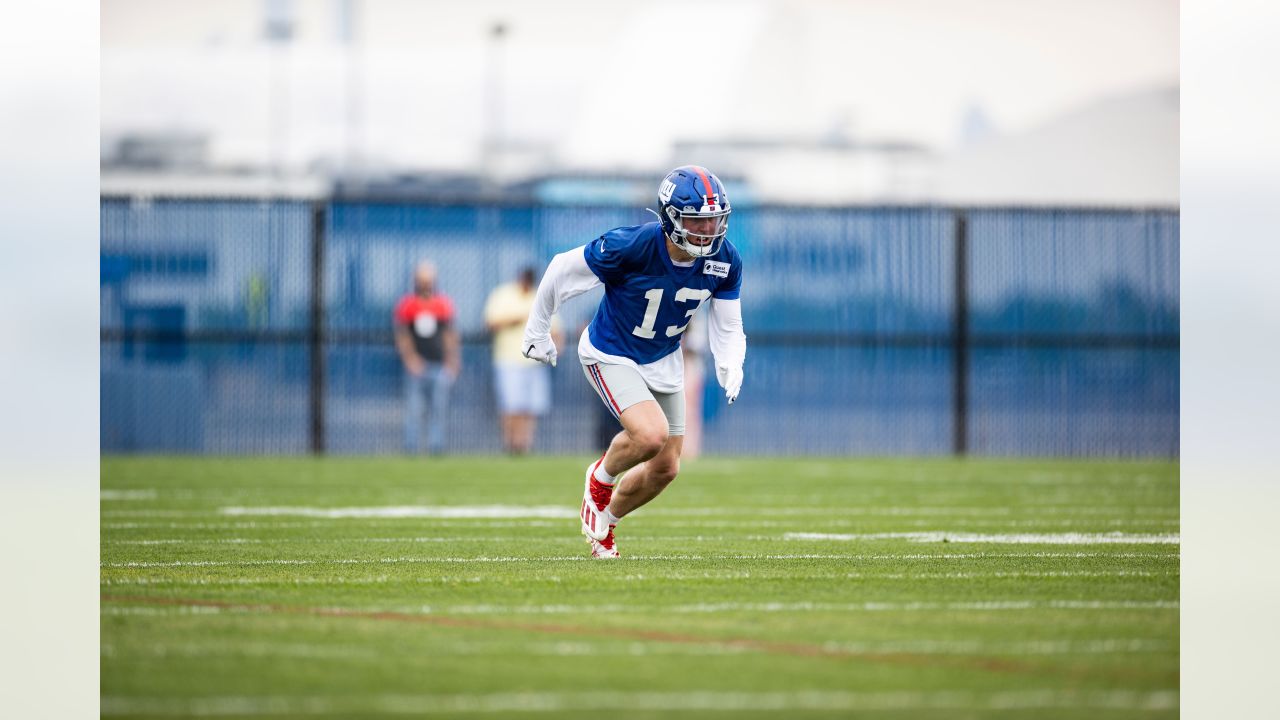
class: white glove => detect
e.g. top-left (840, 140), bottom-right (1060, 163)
top-left (522, 335), bottom-right (558, 367)
top-left (716, 364), bottom-right (743, 404)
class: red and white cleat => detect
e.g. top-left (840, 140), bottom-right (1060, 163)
top-left (580, 456), bottom-right (613, 542)
top-left (588, 525), bottom-right (619, 559)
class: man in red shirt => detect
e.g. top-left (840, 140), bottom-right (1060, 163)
top-left (393, 261), bottom-right (461, 454)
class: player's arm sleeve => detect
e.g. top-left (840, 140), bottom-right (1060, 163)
top-left (523, 245), bottom-right (601, 341)
top-left (708, 297), bottom-right (746, 370)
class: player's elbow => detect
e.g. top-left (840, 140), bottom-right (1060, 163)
top-left (547, 250), bottom-right (571, 274)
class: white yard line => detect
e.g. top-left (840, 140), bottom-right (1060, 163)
top-left (103, 505), bottom-right (1178, 520)
top-left (100, 599), bottom-right (1178, 615)
top-left (219, 506), bottom-right (577, 519)
top-left (100, 689), bottom-right (1179, 715)
top-left (101, 551), bottom-right (1179, 569)
top-left (100, 568), bottom-right (1169, 588)
top-left (785, 532), bottom-right (1180, 544)
top-left (99, 520), bottom-right (1182, 535)
top-left (110, 537), bottom-right (523, 545)
top-left (100, 490), bottom-right (158, 501)
top-left (101, 576), bottom-right (490, 587)
top-left (659, 506), bottom-right (1178, 516)
top-left (818, 638), bottom-right (1173, 655)
top-left (649, 518), bottom-right (1183, 529)
top-left (103, 510), bottom-right (206, 518)
top-left (108, 532), bottom-right (1183, 546)
top-left (109, 536), bottom-right (778, 545)
top-left (101, 637), bottom-right (1170, 659)
top-left (114, 538), bottom-right (268, 545)
top-left (103, 521), bottom-right (565, 530)
top-left (101, 641), bottom-right (383, 662)
top-left (92, 554), bottom-right (933, 568)
top-left (103, 556), bottom-right (667, 567)
top-left (532, 638), bottom-right (1174, 656)
top-left (503, 638), bottom-right (1174, 657)
top-left (425, 600), bottom-right (1179, 614)
top-left (842, 570), bottom-right (1170, 579)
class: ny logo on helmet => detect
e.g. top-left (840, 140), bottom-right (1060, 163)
top-left (659, 179), bottom-right (676, 203)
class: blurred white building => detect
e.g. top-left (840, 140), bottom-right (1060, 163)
top-left (936, 87), bottom-right (1179, 206)
top-left (101, 0), bottom-right (1179, 206)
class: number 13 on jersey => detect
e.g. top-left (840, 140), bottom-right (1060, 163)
top-left (632, 287), bottom-right (711, 339)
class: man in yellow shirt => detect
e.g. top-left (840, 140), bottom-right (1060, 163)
top-left (484, 268), bottom-right (563, 454)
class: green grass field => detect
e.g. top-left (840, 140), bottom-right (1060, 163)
top-left (101, 456), bottom-right (1178, 719)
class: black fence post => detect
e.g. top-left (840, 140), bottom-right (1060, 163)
top-left (309, 201), bottom-right (327, 455)
top-left (952, 210), bottom-right (969, 456)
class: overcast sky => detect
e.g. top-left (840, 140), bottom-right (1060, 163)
top-left (101, 0), bottom-right (1179, 173)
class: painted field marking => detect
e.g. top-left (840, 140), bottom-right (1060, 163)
top-left (844, 570), bottom-right (1170, 579)
top-left (108, 536), bottom-right (790, 545)
top-left (415, 600), bottom-right (1179, 615)
top-left (220, 506), bottom-right (578, 519)
top-left (656, 506), bottom-right (1177, 517)
top-left (100, 689), bottom-right (1178, 715)
top-left (100, 595), bottom-right (1177, 615)
top-left (317, 505), bottom-right (1180, 518)
top-left (107, 532), bottom-right (1183, 546)
top-left (102, 636), bottom-right (1172, 659)
top-left (102, 505), bottom-right (1180, 519)
top-left (483, 638), bottom-right (1174, 657)
top-left (101, 640), bottom-right (383, 662)
top-left (100, 567), bottom-right (1171, 588)
top-left (102, 556), bottom-right (693, 568)
top-left (100, 490), bottom-right (158, 501)
top-left (99, 593), bottom-right (1178, 687)
top-left (101, 551), bottom-right (1179, 569)
top-left (109, 537), bottom-right (532, 545)
top-left (103, 521), bottom-right (566, 530)
top-left (102, 576), bottom-right (484, 587)
top-left (103, 510), bottom-right (205, 518)
top-left (785, 532), bottom-right (1180, 544)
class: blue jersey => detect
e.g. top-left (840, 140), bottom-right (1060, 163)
top-left (583, 222), bottom-right (742, 364)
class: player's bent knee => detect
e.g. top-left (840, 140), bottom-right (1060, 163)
top-left (628, 427), bottom-right (669, 458)
top-left (650, 459), bottom-right (679, 484)
top-left (650, 466), bottom-right (680, 481)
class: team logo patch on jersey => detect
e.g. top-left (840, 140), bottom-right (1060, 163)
top-left (703, 260), bottom-right (730, 278)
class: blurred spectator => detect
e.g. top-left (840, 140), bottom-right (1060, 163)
top-left (484, 267), bottom-right (563, 454)
top-left (394, 261), bottom-right (460, 455)
top-left (681, 310), bottom-right (709, 459)
top-left (245, 273), bottom-right (269, 329)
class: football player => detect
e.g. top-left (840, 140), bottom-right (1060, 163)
top-left (522, 166), bottom-right (747, 558)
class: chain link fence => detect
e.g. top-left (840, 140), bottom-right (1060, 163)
top-left (100, 198), bottom-right (1178, 457)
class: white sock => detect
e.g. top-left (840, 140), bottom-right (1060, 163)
top-left (604, 508), bottom-right (622, 525)
top-left (592, 461), bottom-right (616, 486)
